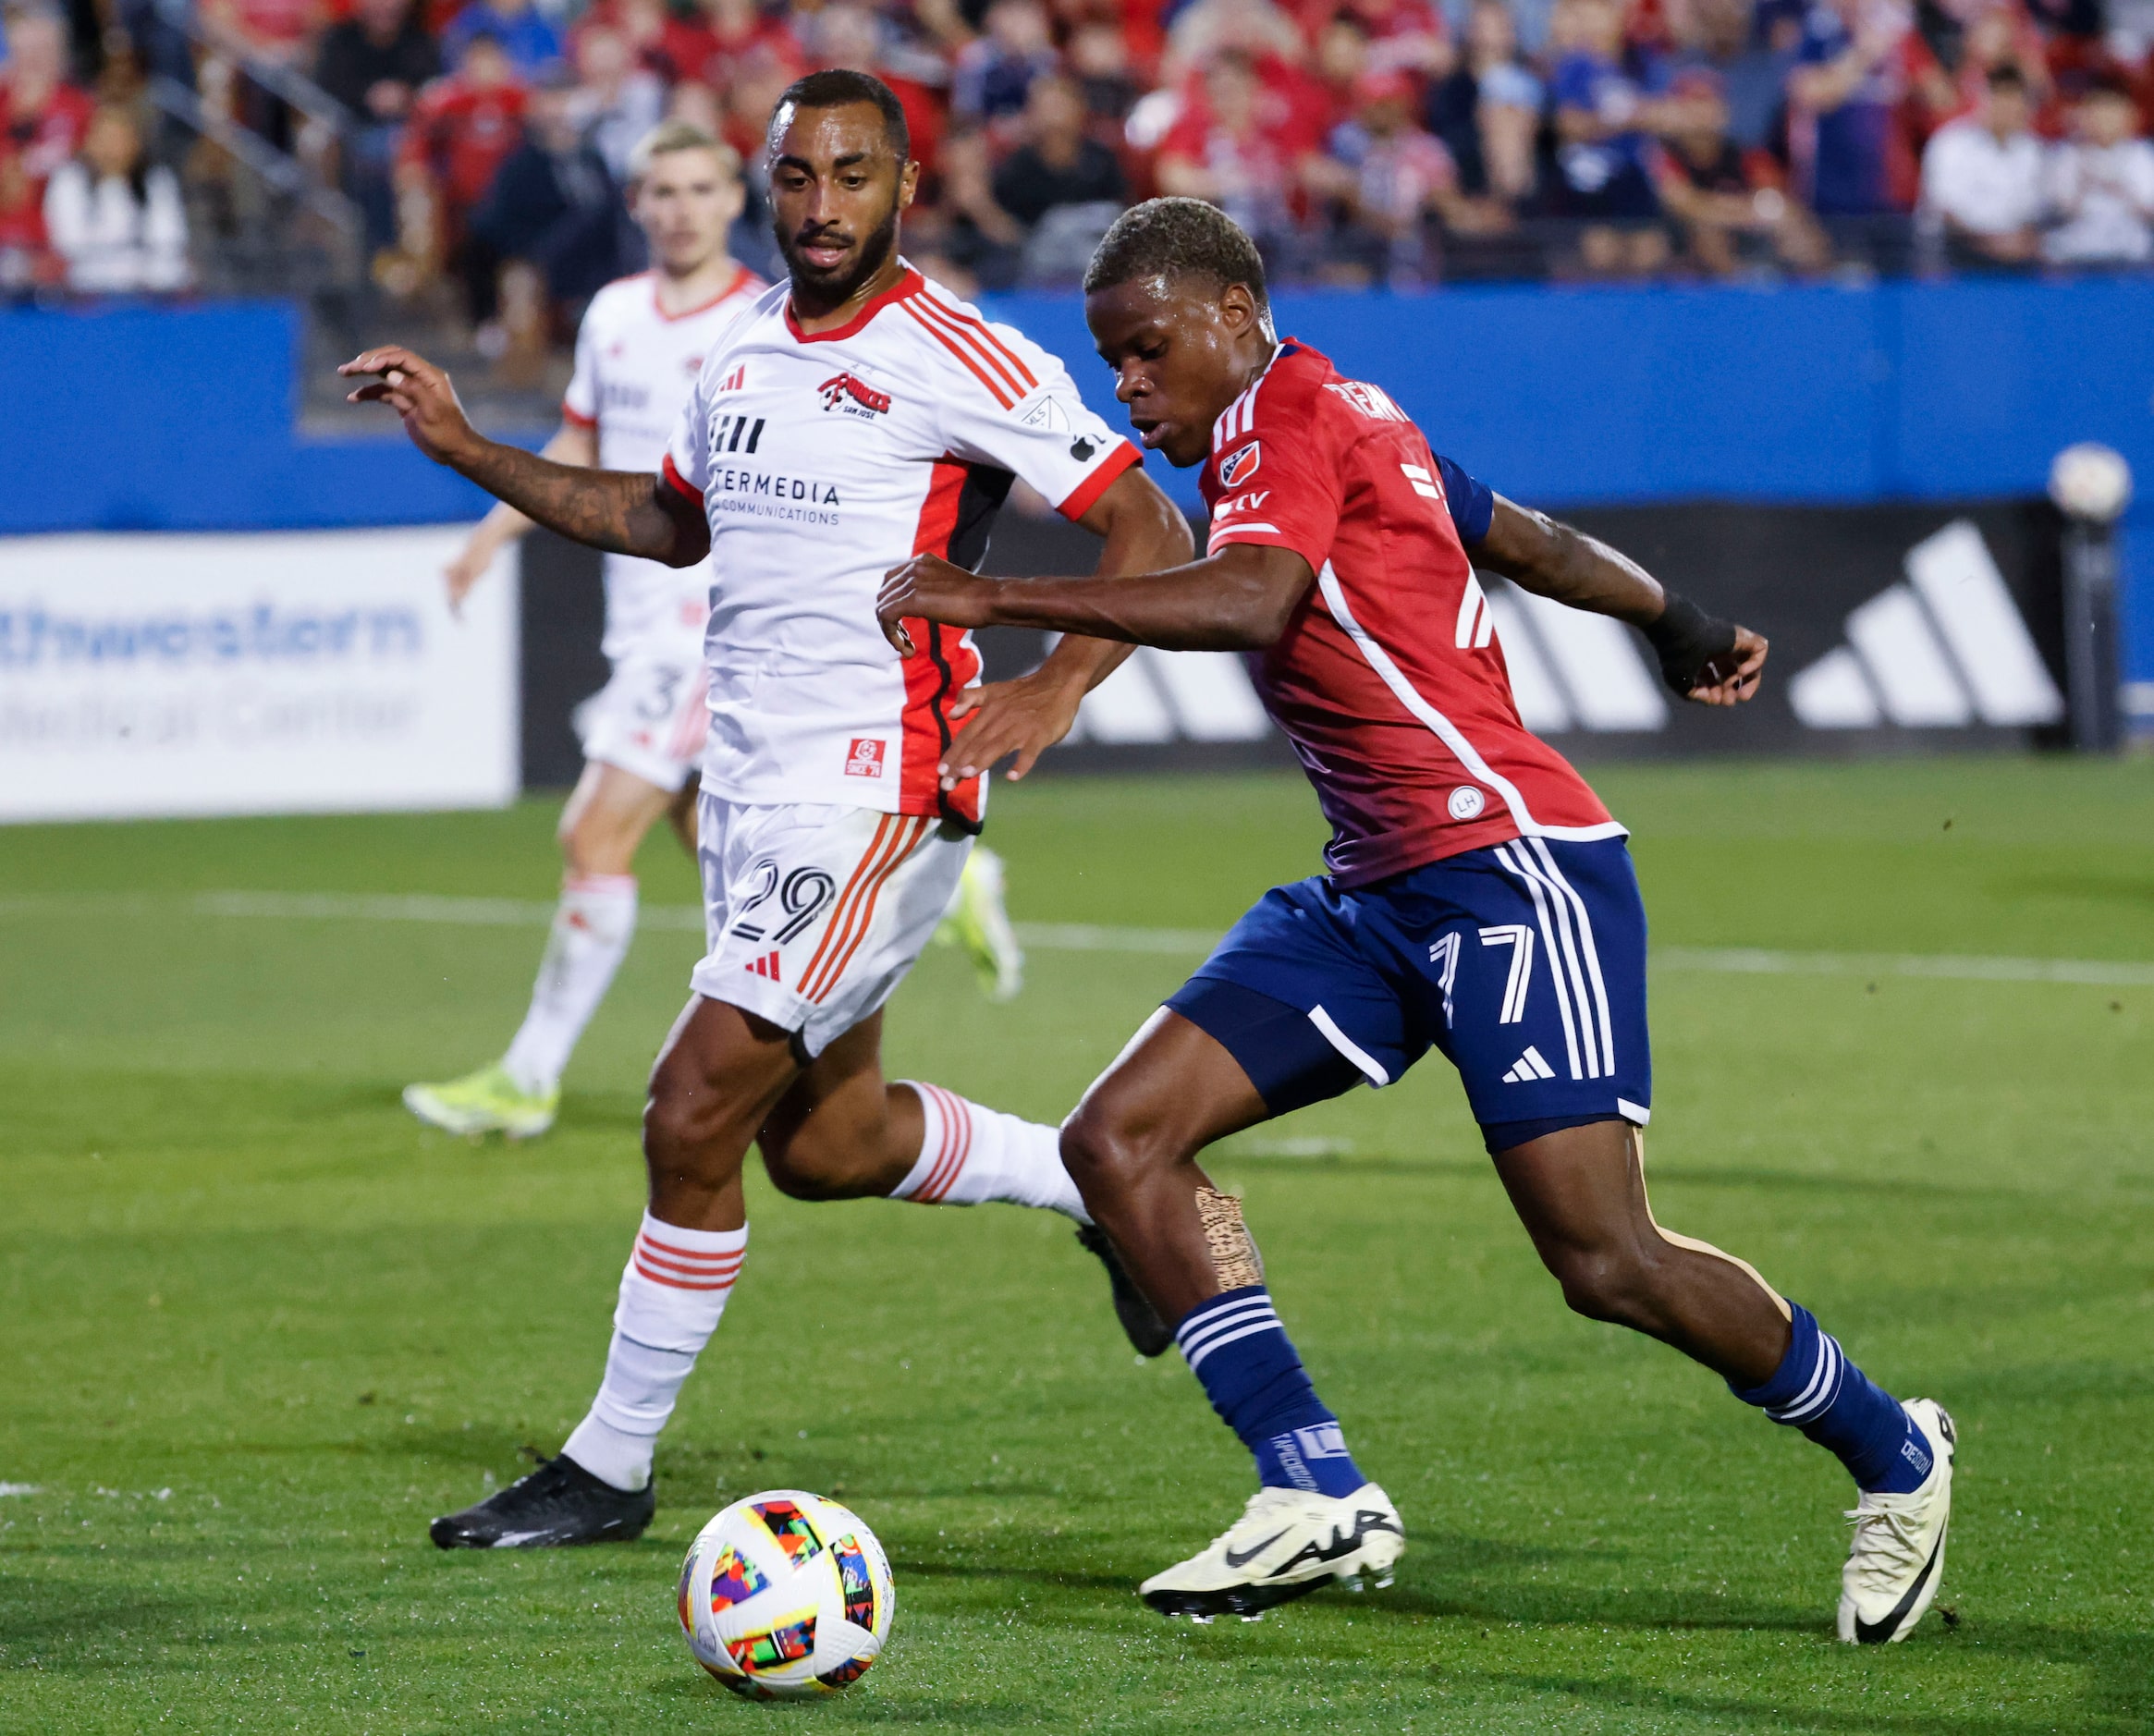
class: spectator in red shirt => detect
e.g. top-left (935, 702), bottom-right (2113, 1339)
top-left (1298, 0), bottom-right (1451, 82)
top-left (399, 31), bottom-right (530, 225)
top-left (0, 143), bottom-right (56, 291)
top-left (1157, 48), bottom-right (1316, 260)
top-left (1164, 0), bottom-right (1308, 83)
top-left (1308, 13), bottom-right (1373, 131)
top-left (1946, 1), bottom-right (2053, 120)
top-left (802, 4), bottom-right (948, 175)
top-left (1314, 69), bottom-right (1499, 280)
top-left (720, 36), bottom-right (798, 165)
top-left (0, 9), bottom-right (93, 192)
top-left (661, 0), bottom-right (802, 91)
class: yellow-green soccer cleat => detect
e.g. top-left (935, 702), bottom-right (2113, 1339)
top-left (402, 1062), bottom-right (559, 1140)
top-left (935, 846), bottom-right (1024, 1002)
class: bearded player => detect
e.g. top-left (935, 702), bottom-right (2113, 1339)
top-left (404, 118), bottom-right (1020, 1145)
top-left (878, 198), bottom-right (1956, 1644)
top-left (344, 73), bottom-right (1193, 1548)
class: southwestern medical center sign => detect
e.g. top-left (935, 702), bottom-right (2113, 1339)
top-left (0, 528), bottom-right (517, 822)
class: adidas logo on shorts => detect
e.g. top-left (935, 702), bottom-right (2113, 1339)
top-left (1502, 1045), bottom-right (1556, 1083)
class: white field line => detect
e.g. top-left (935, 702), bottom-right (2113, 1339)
top-left (1, 890), bottom-right (2150, 986)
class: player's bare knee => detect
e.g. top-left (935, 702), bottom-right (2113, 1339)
top-left (1059, 1100), bottom-right (1145, 1192)
top-left (642, 1068), bottom-right (734, 1182)
top-left (758, 1129), bottom-right (858, 1202)
top-left (1550, 1241), bottom-right (1663, 1330)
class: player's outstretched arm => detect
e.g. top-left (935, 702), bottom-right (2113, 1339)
top-left (936, 468), bottom-right (1195, 788)
top-left (1475, 495), bottom-right (1768, 706)
top-left (879, 542), bottom-right (1313, 658)
top-left (444, 422), bottom-right (599, 614)
top-left (340, 348), bottom-right (710, 568)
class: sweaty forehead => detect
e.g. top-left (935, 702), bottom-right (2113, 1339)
top-left (1087, 275), bottom-right (1227, 340)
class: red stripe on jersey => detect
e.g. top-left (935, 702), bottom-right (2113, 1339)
top-left (902, 302), bottom-right (1017, 409)
top-left (798, 814), bottom-right (898, 998)
top-left (561, 401), bottom-right (597, 429)
top-left (783, 267), bottom-right (923, 344)
top-left (653, 263), bottom-right (760, 323)
top-left (661, 452), bottom-right (703, 503)
top-left (808, 818), bottom-right (929, 1004)
top-left (896, 459), bottom-right (985, 825)
top-left (1056, 440), bottom-right (1141, 521)
top-left (938, 300), bottom-right (1038, 390)
top-left (910, 295), bottom-right (1036, 399)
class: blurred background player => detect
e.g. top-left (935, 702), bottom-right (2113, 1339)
top-left (881, 198), bottom-right (1957, 1645)
top-left (403, 116), bottom-right (1020, 1145)
top-left (344, 71), bottom-right (1193, 1548)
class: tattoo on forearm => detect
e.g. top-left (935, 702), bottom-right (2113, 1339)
top-left (462, 443), bottom-right (693, 563)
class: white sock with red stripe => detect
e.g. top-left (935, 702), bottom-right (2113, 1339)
top-left (560, 1212), bottom-right (746, 1492)
top-left (502, 874), bottom-right (639, 1094)
top-left (887, 1082), bottom-right (1090, 1222)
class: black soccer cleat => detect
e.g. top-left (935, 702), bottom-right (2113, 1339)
top-left (1077, 1224), bottom-right (1173, 1358)
top-left (429, 1453), bottom-right (655, 1549)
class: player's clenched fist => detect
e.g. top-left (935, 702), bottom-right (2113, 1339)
top-left (876, 554), bottom-right (998, 658)
top-left (338, 347), bottom-right (482, 469)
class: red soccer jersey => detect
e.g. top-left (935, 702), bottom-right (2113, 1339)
top-left (1201, 339), bottom-right (1621, 886)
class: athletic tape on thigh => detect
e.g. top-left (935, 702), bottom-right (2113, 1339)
top-left (1195, 1186), bottom-right (1265, 1290)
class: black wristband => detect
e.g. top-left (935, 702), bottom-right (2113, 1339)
top-left (1641, 592), bottom-right (1738, 696)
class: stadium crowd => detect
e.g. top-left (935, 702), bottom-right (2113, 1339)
top-left (4, 0), bottom-right (2153, 311)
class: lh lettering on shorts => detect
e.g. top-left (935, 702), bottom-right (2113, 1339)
top-left (845, 738), bottom-right (887, 778)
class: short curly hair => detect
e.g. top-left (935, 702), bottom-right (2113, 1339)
top-left (1083, 197), bottom-right (1269, 311)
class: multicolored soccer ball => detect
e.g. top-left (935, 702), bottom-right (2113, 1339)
top-left (675, 1490), bottom-right (895, 1699)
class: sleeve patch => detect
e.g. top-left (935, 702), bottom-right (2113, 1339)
top-left (1056, 440), bottom-right (1141, 521)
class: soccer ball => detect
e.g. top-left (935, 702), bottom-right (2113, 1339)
top-left (675, 1490), bottom-right (895, 1699)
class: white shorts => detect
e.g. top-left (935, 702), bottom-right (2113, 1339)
top-left (576, 641), bottom-right (710, 793)
top-left (691, 795), bottom-right (971, 1057)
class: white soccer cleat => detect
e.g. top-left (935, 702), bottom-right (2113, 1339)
top-left (1140, 1483), bottom-right (1404, 1620)
top-left (1837, 1398), bottom-right (1956, 1644)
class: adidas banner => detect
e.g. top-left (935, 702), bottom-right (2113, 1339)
top-left (515, 499), bottom-right (2075, 789)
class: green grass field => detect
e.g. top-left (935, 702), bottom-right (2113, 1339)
top-left (3, 758), bottom-right (2151, 1733)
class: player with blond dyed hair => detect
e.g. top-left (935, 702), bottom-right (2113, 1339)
top-left (406, 119), bottom-right (1021, 1143)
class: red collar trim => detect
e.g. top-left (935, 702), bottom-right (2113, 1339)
top-left (783, 265), bottom-right (923, 344)
top-left (652, 262), bottom-right (754, 324)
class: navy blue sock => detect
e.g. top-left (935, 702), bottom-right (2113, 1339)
top-left (1175, 1287), bottom-right (1365, 1498)
top-left (1732, 1302), bottom-right (1931, 1494)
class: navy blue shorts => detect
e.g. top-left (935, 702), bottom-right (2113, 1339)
top-left (1167, 837), bottom-right (1652, 1153)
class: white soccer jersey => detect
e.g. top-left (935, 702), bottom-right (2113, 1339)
top-left (661, 264), bottom-right (1140, 825)
top-left (563, 264), bottom-right (765, 659)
